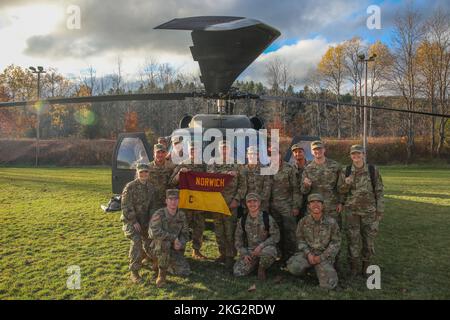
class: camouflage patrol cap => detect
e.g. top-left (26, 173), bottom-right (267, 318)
top-left (247, 146), bottom-right (258, 154)
top-left (350, 144), bottom-right (364, 154)
top-left (246, 192), bottom-right (261, 202)
top-left (166, 189), bottom-right (179, 199)
top-left (311, 140), bottom-right (324, 150)
top-left (291, 143), bottom-right (304, 152)
top-left (136, 163), bottom-right (150, 172)
top-left (172, 135), bottom-right (182, 145)
top-left (154, 143), bottom-right (167, 152)
top-left (307, 193), bottom-right (324, 203)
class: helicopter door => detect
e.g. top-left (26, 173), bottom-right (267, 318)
top-left (112, 133), bottom-right (153, 194)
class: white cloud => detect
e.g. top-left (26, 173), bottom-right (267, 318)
top-left (240, 37), bottom-right (333, 89)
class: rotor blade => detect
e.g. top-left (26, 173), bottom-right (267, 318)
top-left (154, 16), bottom-right (246, 30)
top-left (0, 92), bottom-right (195, 108)
top-left (260, 96), bottom-right (450, 118)
top-left (156, 16), bottom-right (280, 95)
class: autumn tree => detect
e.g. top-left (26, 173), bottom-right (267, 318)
top-left (264, 58), bottom-right (297, 134)
top-left (388, 6), bottom-right (424, 161)
top-left (424, 9), bottom-right (450, 157)
top-left (416, 40), bottom-right (440, 153)
top-left (344, 37), bottom-right (365, 137)
top-left (367, 41), bottom-right (394, 136)
top-left (318, 44), bottom-right (347, 138)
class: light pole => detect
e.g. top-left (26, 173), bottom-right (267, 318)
top-left (358, 53), bottom-right (376, 158)
top-left (29, 66), bottom-right (46, 167)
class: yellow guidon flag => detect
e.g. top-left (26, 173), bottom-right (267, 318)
top-left (178, 171), bottom-right (235, 216)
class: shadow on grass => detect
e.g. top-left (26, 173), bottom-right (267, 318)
top-left (135, 196), bottom-right (450, 299)
top-left (0, 175), bottom-right (109, 194)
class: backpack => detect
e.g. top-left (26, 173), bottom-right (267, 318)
top-left (101, 195), bottom-right (122, 213)
top-left (345, 164), bottom-right (376, 194)
top-left (241, 211), bottom-right (270, 248)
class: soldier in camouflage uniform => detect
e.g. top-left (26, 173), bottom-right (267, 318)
top-left (148, 143), bottom-right (176, 210)
top-left (149, 189), bottom-right (190, 288)
top-left (237, 146), bottom-right (272, 212)
top-left (301, 140), bottom-right (344, 226)
top-left (120, 163), bottom-right (156, 284)
top-left (291, 144), bottom-right (310, 217)
top-left (207, 140), bottom-right (243, 269)
top-left (167, 135), bottom-right (185, 163)
top-left (287, 193), bottom-right (341, 290)
top-left (234, 193), bottom-right (280, 281)
top-left (338, 144), bottom-right (384, 276)
top-left (170, 141), bottom-right (209, 260)
top-left (269, 146), bottom-right (302, 264)
top-left (158, 136), bottom-right (168, 149)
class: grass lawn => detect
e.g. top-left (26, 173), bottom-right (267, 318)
top-left (0, 165), bottom-right (449, 299)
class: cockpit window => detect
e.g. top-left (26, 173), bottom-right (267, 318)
top-left (117, 137), bottom-right (150, 169)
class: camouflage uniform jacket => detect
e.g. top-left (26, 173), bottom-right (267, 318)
top-left (120, 179), bottom-right (155, 225)
top-left (170, 158), bottom-right (207, 187)
top-left (296, 214), bottom-right (341, 263)
top-left (148, 160), bottom-right (176, 206)
top-left (235, 212), bottom-right (280, 256)
top-left (207, 160), bottom-right (242, 204)
top-left (270, 161), bottom-right (302, 210)
top-left (238, 164), bottom-right (273, 210)
top-left (293, 160), bottom-right (309, 188)
top-left (338, 164), bottom-right (384, 215)
top-left (301, 158), bottom-right (343, 212)
top-left (149, 208), bottom-right (189, 247)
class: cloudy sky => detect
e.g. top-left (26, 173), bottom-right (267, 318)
top-left (0, 0), bottom-right (448, 88)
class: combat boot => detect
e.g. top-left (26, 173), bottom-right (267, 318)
top-left (362, 260), bottom-right (370, 277)
top-left (334, 256), bottom-right (341, 275)
top-left (350, 258), bottom-right (360, 277)
top-left (156, 268), bottom-right (167, 288)
top-left (214, 255), bottom-right (226, 264)
top-left (151, 257), bottom-right (159, 273)
top-left (225, 257), bottom-right (235, 269)
top-left (130, 270), bottom-right (142, 284)
top-left (192, 249), bottom-right (207, 260)
top-left (257, 265), bottom-right (267, 281)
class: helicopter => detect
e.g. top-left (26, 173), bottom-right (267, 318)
top-left (0, 16), bottom-right (448, 194)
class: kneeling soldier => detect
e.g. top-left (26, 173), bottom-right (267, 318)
top-left (121, 163), bottom-right (155, 284)
top-left (287, 193), bottom-right (341, 290)
top-left (149, 189), bottom-right (190, 288)
top-left (234, 193), bottom-right (280, 281)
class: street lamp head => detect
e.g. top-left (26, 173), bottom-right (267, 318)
top-left (357, 53), bottom-right (366, 61)
top-left (368, 53), bottom-right (377, 61)
top-left (29, 66), bottom-right (36, 72)
top-left (37, 66), bottom-right (44, 72)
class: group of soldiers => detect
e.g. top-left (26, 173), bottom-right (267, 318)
top-left (120, 137), bottom-right (384, 290)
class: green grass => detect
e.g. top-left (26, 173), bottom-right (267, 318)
top-left (0, 165), bottom-right (449, 299)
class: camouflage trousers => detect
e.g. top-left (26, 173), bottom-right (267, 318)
top-left (186, 210), bottom-right (206, 251)
top-left (286, 253), bottom-right (338, 289)
top-left (233, 245), bottom-right (278, 276)
top-left (150, 240), bottom-right (191, 276)
top-left (345, 211), bottom-right (379, 261)
top-left (271, 204), bottom-right (296, 262)
top-left (213, 208), bottom-right (237, 258)
top-left (122, 222), bottom-right (152, 271)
